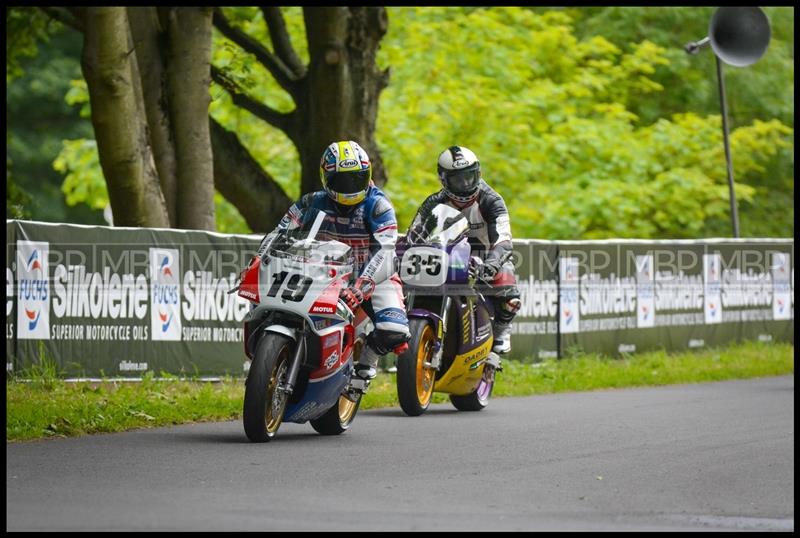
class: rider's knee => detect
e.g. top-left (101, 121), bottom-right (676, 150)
top-left (367, 327), bottom-right (411, 356)
top-left (494, 296), bottom-right (521, 324)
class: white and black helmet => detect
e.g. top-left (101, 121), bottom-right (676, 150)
top-left (437, 146), bottom-right (481, 204)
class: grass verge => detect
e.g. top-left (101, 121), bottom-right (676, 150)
top-left (6, 340), bottom-right (793, 442)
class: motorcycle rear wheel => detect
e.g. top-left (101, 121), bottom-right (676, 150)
top-left (243, 333), bottom-right (293, 442)
top-left (396, 318), bottom-right (437, 416)
top-left (449, 364), bottom-right (495, 411)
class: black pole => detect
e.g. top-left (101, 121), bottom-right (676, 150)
top-left (715, 55), bottom-right (741, 238)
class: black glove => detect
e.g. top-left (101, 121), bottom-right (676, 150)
top-left (469, 257), bottom-right (500, 282)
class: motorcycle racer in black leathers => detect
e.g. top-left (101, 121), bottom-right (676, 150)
top-left (407, 146), bottom-right (522, 359)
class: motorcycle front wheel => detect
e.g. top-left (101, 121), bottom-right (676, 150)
top-left (396, 318), bottom-right (437, 416)
top-left (449, 363), bottom-right (495, 411)
top-left (243, 333), bottom-right (293, 442)
top-left (310, 388), bottom-right (362, 435)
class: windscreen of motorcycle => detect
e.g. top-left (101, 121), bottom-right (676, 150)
top-left (408, 203), bottom-right (469, 246)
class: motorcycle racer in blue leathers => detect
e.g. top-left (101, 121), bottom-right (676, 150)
top-left (257, 141), bottom-right (410, 387)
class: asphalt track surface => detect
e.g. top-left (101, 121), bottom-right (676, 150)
top-left (6, 375), bottom-right (794, 531)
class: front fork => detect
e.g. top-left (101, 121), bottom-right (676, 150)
top-left (407, 293), bottom-right (450, 372)
top-left (276, 321), bottom-right (305, 396)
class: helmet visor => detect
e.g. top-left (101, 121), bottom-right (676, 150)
top-left (442, 168), bottom-right (479, 195)
top-left (326, 170), bottom-right (370, 194)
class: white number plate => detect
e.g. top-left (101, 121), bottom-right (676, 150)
top-left (400, 247), bottom-right (448, 287)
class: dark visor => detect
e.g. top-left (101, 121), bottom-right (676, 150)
top-left (326, 170), bottom-right (370, 194)
top-left (443, 169), bottom-right (479, 194)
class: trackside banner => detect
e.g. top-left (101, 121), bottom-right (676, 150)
top-left (555, 240), bottom-right (794, 356)
top-left (4, 220), bottom-right (794, 376)
top-left (8, 220), bottom-right (259, 377)
top-left (505, 240), bottom-right (559, 362)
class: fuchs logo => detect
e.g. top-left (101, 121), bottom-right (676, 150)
top-left (17, 241), bottom-right (50, 339)
top-left (773, 252), bottom-right (789, 276)
top-left (159, 310), bottom-right (173, 331)
top-left (24, 252), bottom-right (43, 330)
top-left (159, 255), bottom-right (174, 278)
top-left (636, 254), bottom-right (655, 328)
top-left (7, 267), bottom-right (14, 318)
top-left (703, 253), bottom-right (722, 325)
top-left (771, 252), bottom-right (791, 321)
top-left (559, 257), bottom-right (580, 333)
top-left (150, 248), bottom-right (181, 341)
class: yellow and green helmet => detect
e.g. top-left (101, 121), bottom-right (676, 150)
top-left (319, 140), bottom-right (372, 206)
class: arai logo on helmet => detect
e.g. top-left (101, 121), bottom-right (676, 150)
top-left (452, 159), bottom-right (471, 169)
top-left (339, 158), bottom-right (359, 169)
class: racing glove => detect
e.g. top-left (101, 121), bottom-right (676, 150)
top-left (340, 277), bottom-right (376, 310)
top-left (469, 257), bottom-right (501, 282)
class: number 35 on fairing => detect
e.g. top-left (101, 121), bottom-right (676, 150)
top-left (400, 247), bottom-right (448, 287)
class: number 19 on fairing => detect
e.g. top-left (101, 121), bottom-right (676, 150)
top-left (267, 271), bottom-right (313, 302)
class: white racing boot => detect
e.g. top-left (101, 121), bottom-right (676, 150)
top-left (349, 346), bottom-right (380, 395)
top-left (492, 321), bottom-right (512, 355)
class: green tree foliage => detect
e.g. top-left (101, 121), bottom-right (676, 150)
top-left (6, 8), bottom-right (55, 83)
top-left (6, 21), bottom-right (103, 224)
top-left (209, 7), bottom-right (304, 203)
top-left (376, 7), bottom-right (793, 239)
top-left (563, 6), bottom-right (794, 238)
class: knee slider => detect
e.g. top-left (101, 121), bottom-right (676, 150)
top-left (502, 297), bottom-right (522, 314)
top-left (495, 297), bottom-right (521, 324)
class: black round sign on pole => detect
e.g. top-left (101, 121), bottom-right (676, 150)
top-left (709, 6), bottom-right (771, 68)
top-left (684, 7), bottom-right (772, 238)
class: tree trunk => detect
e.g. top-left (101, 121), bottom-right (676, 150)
top-left (210, 118), bottom-right (293, 232)
top-left (128, 6), bottom-right (179, 227)
top-left (79, 7), bottom-right (169, 228)
top-left (165, 7), bottom-right (216, 231)
top-left (299, 7), bottom-right (390, 195)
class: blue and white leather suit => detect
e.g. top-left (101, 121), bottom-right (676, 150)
top-left (262, 184), bottom-right (410, 356)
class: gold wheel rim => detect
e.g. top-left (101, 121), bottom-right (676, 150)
top-left (415, 324), bottom-right (435, 406)
top-left (338, 394), bottom-right (358, 424)
top-left (265, 351), bottom-right (289, 434)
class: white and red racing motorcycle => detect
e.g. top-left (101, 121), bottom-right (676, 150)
top-left (232, 209), bottom-right (372, 442)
